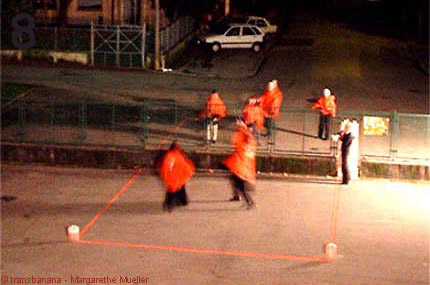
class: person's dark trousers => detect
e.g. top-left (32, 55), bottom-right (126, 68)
top-left (265, 117), bottom-right (274, 138)
top-left (341, 133), bottom-right (353, 184)
top-left (164, 186), bottom-right (188, 211)
top-left (231, 174), bottom-right (254, 207)
top-left (318, 114), bottom-right (331, 140)
top-left (177, 186), bottom-right (189, 206)
top-left (163, 192), bottom-right (175, 211)
top-left (341, 158), bottom-right (350, 184)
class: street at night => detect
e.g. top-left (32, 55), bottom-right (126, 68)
top-left (1, 0), bottom-right (429, 284)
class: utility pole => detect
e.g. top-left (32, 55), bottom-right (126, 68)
top-left (141, 0), bottom-right (146, 25)
top-left (154, 0), bottom-right (160, 70)
top-left (225, 0), bottom-right (230, 16)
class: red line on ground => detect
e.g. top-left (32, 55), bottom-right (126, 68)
top-left (78, 239), bottom-right (328, 262)
top-left (159, 118), bottom-right (192, 147)
top-left (329, 187), bottom-right (341, 242)
top-left (79, 168), bottom-right (143, 237)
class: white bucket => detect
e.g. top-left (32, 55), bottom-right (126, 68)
top-left (67, 225), bottom-right (80, 242)
top-left (324, 242), bottom-right (337, 261)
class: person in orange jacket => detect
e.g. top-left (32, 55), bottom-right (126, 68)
top-left (259, 79), bottom-right (283, 139)
top-left (312, 88), bottom-right (337, 140)
top-left (243, 96), bottom-right (264, 142)
top-left (224, 119), bottom-right (257, 209)
top-left (159, 142), bottom-right (195, 212)
top-left (201, 90), bottom-right (227, 144)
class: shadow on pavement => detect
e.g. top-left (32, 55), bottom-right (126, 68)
top-left (2, 240), bottom-right (68, 248)
top-left (284, 261), bottom-right (326, 271)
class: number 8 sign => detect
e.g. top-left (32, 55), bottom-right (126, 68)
top-left (12, 13), bottom-right (36, 50)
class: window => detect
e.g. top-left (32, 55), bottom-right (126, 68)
top-left (256, 20), bottom-right (267, 27)
top-left (250, 27), bottom-right (262, 35)
top-left (226, 27), bottom-right (240, 36)
top-left (33, 0), bottom-right (56, 10)
top-left (78, 0), bottom-right (102, 10)
top-left (242, 27), bottom-right (256, 36)
top-left (247, 20), bottom-right (256, 26)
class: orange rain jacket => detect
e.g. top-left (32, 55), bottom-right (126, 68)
top-left (312, 95), bottom-right (337, 117)
top-left (259, 87), bottom-right (283, 119)
top-left (159, 147), bottom-right (195, 193)
top-left (201, 93), bottom-right (227, 119)
top-left (243, 102), bottom-right (265, 130)
top-left (224, 126), bottom-right (257, 184)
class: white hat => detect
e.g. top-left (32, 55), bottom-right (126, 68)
top-left (268, 81), bottom-right (276, 91)
top-left (323, 88), bottom-right (331, 97)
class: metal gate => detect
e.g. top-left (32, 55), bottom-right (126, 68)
top-left (90, 23), bottom-right (146, 68)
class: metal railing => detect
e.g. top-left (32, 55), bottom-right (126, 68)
top-left (2, 99), bottom-right (429, 162)
top-left (1, 16), bottom-right (195, 68)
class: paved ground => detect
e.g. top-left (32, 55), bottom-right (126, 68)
top-left (1, 164), bottom-right (429, 284)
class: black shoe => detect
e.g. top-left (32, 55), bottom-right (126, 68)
top-left (163, 203), bottom-right (173, 213)
top-left (229, 196), bottom-right (241, 202)
top-left (212, 139), bottom-right (216, 144)
top-left (247, 202), bottom-right (256, 210)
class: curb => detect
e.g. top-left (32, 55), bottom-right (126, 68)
top-left (1, 142), bottom-right (429, 181)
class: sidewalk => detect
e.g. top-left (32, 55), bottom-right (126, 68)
top-left (172, 40), bottom-right (270, 79)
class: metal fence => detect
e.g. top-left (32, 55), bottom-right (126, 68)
top-left (144, 16), bottom-right (195, 54)
top-left (90, 23), bottom-right (146, 68)
top-left (1, 16), bottom-right (195, 68)
top-left (2, 99), bottom-right (429, 163)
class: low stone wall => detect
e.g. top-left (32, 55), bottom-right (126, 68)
top-left (2, 142), bottom-right (428, 180)
top-left (1, 49), bottom-right (88, 65)
top-left (361, 161), bottom-right (430, 181)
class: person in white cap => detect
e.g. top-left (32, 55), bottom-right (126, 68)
top-left (259, 79), bottom-right (283, 141)
top-left (338, 120), bottom-right (354, 185)
top-left (200, 90), bottom-right (227, 144)
top-left (312, 88), bottom-right (337, 140)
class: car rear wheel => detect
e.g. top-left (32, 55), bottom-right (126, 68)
top-left (212, 43), bottom-right (221, 52)
top-left (252, 43), bottom-right (262, 53)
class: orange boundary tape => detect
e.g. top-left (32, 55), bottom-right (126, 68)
top-left (78, 239), bottom-right (327, 262)
top-left (159, 117), bottom-right (193, 147)
top-left (329, 187), bottom-right (341, 243)
top-left (76, 121), bottom-right (342, 262)
top-left (79, 168), bottom-right (143, 237)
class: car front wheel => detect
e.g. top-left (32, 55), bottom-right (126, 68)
top-left (252, 43), bottom-right (262, 53)
top-left (212, 43), bottom-right (221, 52)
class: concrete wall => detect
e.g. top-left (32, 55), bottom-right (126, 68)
top-left (2, 142), bottom-right (428, 181)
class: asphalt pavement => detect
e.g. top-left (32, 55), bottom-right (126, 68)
top-left (1, 164), bottom-right (429, 284)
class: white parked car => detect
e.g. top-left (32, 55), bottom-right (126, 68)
top-left (244, 16), bottom-right (278, 34)
top-left (198, 24), bottom-right (265, 53)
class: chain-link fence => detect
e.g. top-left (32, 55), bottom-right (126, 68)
top-left (2, 99), bottom-right (429, 162)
